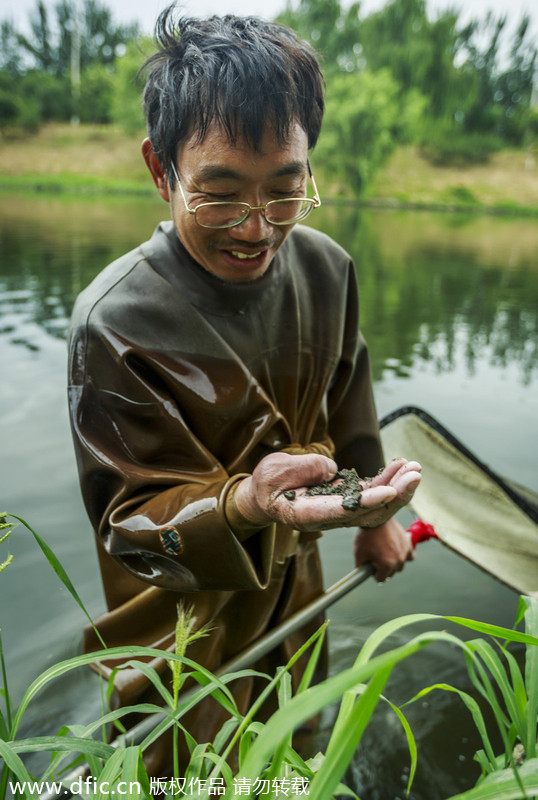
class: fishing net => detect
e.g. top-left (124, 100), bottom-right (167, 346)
top-left (380, 407), bottom-right (538, 599)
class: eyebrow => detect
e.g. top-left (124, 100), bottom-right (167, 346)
top-left (195, 161), bottom-right (307, 182)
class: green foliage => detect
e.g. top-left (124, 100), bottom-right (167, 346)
top-left (18, 0), bottom-right (56, 73)
top-left (16, 0), bottom-right (138, 77)
top-left (110, 38), bottom-right (150, 134)
top-left (411, 596), bottom-right (538, 799)
top-left (456, 14), bottom-right (537, 146)
top-left (0, 21), bottom-right (20, 77)
top-left (0, 0), bottom-right (139, 132)
top-left (0, 90), bottom-right (21, 132)
top-left (527, 107), bottom-right (538, 143)
top-left (280, 0), bottom-right (537, 188)
top-left (419, 123), bottom-right (504, 166)
top-left (79, 63), bottom-right (113, 123)
top-left (360, 0), bottom-right (454, 102)
top-left (2, 512), bottom-right (538, 799)
top-left (20, 70), bottom-right (73, 122)
top-left (444, 185), bottom-right (478, 205)
top-left (0, 69), bottom-right (55, 132)
top-left (1, 0), bottom-right (536, 187)
top-left (0, 514), bottom-right (14, 574)
top-left (277, 0), bottom-right (362, 75)
top-left (315, 68), bottom-right (426, 193)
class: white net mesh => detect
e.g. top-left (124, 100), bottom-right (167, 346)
top-left (381, 411), bottom-right (538, 599)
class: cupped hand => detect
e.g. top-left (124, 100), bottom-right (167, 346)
top-left (233, 452), bottom-right (421, 532)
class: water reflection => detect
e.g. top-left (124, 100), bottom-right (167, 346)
top-left (1, 192), bottom-right (537, 799)
top-left (316, 204), bottom-right (538, 385)
top-left (1, 195), bottom-right (536, 386)
top-left (0, 194), bottom-right (163, 342)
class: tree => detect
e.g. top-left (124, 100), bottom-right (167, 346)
top-left (79, 62), bottom-right (113, 122)
top-left (17, 0), bottom-right (55, 72)
top-left (0, 21), bottom-right (22, 76)
top-left (0, 0), bottom-right (140, 130)
top-left (0, 86), bottom-right (21, 132)
top-left (20, 68), bottom-right (73, 121)
top-left (279, 0), bottom-right (537, 171)
top-left (16, 0), bottom-right (139, 77)
top-left (314, 69), bottom-right (426, 193)
top-left (277, 0), bottom-right (362, 75)
top-left (0, 70), bottom-right (41, 132)
top-left (111, 38), bottom-right (150, 134)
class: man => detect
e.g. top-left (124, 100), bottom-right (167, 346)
top-left (68, 6), bottom-right (421, 775)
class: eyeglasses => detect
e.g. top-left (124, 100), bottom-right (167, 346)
top-left (170, 160), bottom-right (321, 229)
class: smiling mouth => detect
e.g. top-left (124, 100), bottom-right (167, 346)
top-left (230, 250), bottom-right (263, 260)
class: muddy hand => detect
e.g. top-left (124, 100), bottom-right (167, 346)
top-left (350, 458), bottom-right (422, 528)
top-left (233, 453), bottom-right (421, 532)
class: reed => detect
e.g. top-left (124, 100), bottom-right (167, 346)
top-left (1, 512), bottom-right (537, 800)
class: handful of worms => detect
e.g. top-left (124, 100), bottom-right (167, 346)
top-left (283, 468), bottom-right (363, 511)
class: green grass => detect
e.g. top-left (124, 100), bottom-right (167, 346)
top-left (0, 173), bottom-right (154, 196)
top-left (2, 511), bottom-right (538, 800)
top-left (367, 144), bottom-right (538, 216)
top-left (1, 124), bottom-right (537, 216)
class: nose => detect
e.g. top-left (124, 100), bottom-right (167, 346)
top-left (228, 207), bottom-right (274, 241)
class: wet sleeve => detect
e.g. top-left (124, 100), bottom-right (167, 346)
top-left (68, 325), bottom-right (275, 593)
top-left (327, 263), bottom-right (385, 479)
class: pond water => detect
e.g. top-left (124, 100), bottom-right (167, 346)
top-left (1, 191), bottom-right (537, 798)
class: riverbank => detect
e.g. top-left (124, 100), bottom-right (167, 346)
top-left (0, 123), bottom-right (536, 215)
top-left (369, 144), bottom-right (538, 216)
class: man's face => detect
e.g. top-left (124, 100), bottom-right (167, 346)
top-left (168, 122), bottom-right (310, 283)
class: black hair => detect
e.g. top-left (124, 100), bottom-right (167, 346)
top-left (141, 5), bottom-right (325, 179)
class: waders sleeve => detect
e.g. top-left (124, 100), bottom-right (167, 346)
top-left (69, 322), bottom-right (275, 595)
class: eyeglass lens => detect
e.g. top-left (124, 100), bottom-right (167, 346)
top-left (195, 199), bottom-right (314, 228)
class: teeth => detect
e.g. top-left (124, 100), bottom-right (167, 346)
top-left (231, 251), bottom-right (262, 260)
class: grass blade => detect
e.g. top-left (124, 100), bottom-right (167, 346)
top-left (296, 621), bottom-right (328, 695)
top-left (209, 624), bottom-right (329, 780)
top-left (235, 636), bottom-right (429, 783)
top-left (7, 515), bottom-right (107, 649)
top-left (443, 616), bottom-right (538, 647)
top-left (355, 612), bottom-right (439, 664)
top-left (469, 640), bottom-right (526, 745)
top-left (267, 671), bottom-right (293, 778)
top-left (502, 648), bottom-right (527, 735)
top-left (8, 736), bottom-right (113, 759)
top-left (121, 746), bottom-right (147, 798)
top-left (91, 748), bottom-right (124, 800)
top-left (523, 598), bottom-right (538, 759)
top-left (403, 683), bottom-right (497, 768)
top-left (308, 666), bottom-right (393, 800)
top-left (11, 646), bottom-right (241, 738)
top-left (444, 757), bottom-right (538, 799)
top-left (0, 739), bottom-right (40, 799)
top-left (0, 629), bottom-right (12, 732)
top-left (111, 660), bottom-right (174, 709)
top-left (463, 646), bottom-right (512, 758)
top-left (382, 696), bottom-right (418, 794)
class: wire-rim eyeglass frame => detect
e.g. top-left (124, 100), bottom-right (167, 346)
top-left (169, 159), bottom-right (321, 229)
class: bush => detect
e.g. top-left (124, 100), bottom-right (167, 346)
top-left (1, 513), bottom-right (538, 800)
top-left (79, 63), bottom-right (114, 123)
top-left (19, 70), bottom-right (73, 123)
top-left (315, 68), bottom-right (427, 194)
top-left (110, 38), bottom-right (150, 135)
top-left (0, 90), bottom-right (19, 130)
top-left (0, 91), bottom-right (40, 134)
top-left (0, 71), bottom-right (41, 133)
top-left (419, 124), bottom-right (504, 166)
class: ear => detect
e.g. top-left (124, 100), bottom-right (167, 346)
top-left (142, 137), bottom-right (170, 202)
